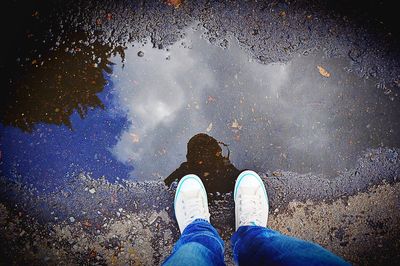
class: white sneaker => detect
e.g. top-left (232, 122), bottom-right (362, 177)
top-left (234, 170), bottom-right (269, 230)
top-left (174, 174), bottom-right (210, 233)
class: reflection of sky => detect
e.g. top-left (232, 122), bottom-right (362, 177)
top-left (110, 30), bottom-right (217, 179)
top-left (1, 26), bottom-right (399, 189)
top-left (110, 28), bottom-right (400, 179)
top-left (0, 81), bottom-right (133, 190)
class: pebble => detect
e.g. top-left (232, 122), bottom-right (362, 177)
top-left (89, 188), bottom-right (96, 194)
top-left (69, 217), bottom-right (75, 223)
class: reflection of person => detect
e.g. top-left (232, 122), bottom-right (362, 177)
top-left (164, 133), bottom-right (239, 193)
top-left (163, 170), bottom-right (350, 266)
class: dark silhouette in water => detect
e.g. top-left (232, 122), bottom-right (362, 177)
top-left (165, 133), bottom-right (240, 193)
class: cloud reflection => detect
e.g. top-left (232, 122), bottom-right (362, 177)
top-left (110, 30), bottom-right (216, 179)
top-left (109, 27), bottom-right (400, 180)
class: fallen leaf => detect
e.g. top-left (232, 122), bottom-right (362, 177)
top-left (158, 148), bottom-right (167, 155)
top-left (206, 95), bottom-right (216, 104)
top-left (89, 249), bottom-right (97, 258)
top-left (272, 171), bottom-right (282, 177)
top-left (317, 65), bottom-right (331, 78)
top-left (231, 119), bottom-right (242, 130)
top-left (206, 122), bottom-right (213, 132)
top-left (82, 220), bottom-right (92, 227)
top-left (166, 0), bottom-right (182, 8)
top-left (110, 254), bottom-right (118, 265)
top-left (129, 133), bottom-right (140, 143)
top-left (128, 247), bottom-right (137, 256)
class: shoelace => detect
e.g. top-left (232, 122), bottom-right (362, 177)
top-left (239, 195), bottom-right (263, 226)
top-left (183, 197), bottom-right (209, 225)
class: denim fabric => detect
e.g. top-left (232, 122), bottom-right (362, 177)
top-left (162, 219), bottom-right (225, 266)
top-left (231, 225), bottom-right (351, 266)
top-left (163, 221), bottom-right (350, 266)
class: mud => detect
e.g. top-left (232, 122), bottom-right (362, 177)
top-left (1, 174), bottom-right (399, 265)
top-left (1, 147), bottom-right (399, 265)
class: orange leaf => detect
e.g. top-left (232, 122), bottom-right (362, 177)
top-left (317, 65), bottom-right (331, 78)
top-left (166, 0), bottom-right (182, 8)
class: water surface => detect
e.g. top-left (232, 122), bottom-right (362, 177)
top-left (1, 26), bottom-right (399, 190)
top-left (109, 27), bottom-right (400, 180)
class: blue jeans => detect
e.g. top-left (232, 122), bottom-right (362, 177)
top-left (162, 219), bottom-right (350, 266)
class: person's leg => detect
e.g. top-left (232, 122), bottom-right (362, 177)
top-left (163, 219), bottom-right (225, 266)
top-left (231, 170), bottom-right (350, 266)
top-left (162, 174), bottom-right (225, 266)
top-left (232, 226), bottom-right (350, 266)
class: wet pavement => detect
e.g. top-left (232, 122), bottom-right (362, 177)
top-left (1, 0), bottom-right (400, 265)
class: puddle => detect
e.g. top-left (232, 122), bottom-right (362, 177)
top-left (0, 32), bottom-right (132, 189)
top-left (109, 27), bottom-right (400, 180)
top-left (1, 26), bottom-right (400, 190)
